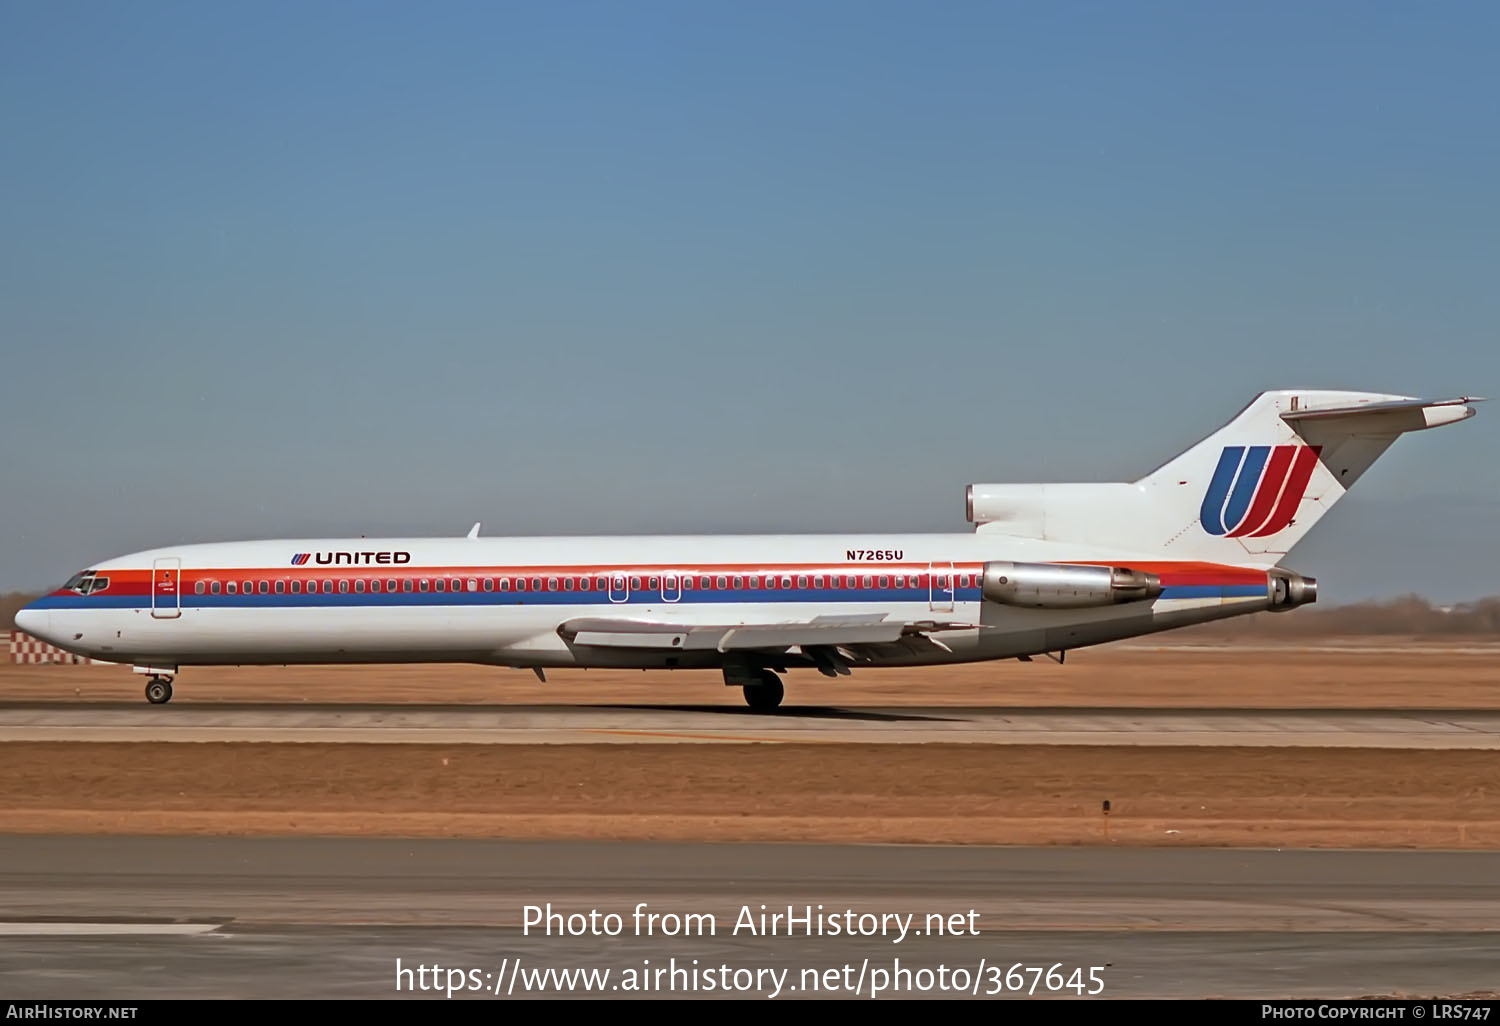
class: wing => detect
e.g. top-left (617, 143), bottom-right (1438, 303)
top-left (556, 613), bottom-right (983, 676)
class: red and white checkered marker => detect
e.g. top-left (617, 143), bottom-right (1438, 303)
top-left (6, 631), bottom-right (113, 665)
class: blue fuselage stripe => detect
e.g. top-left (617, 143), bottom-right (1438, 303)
top-left (28, 583), bottom-right (1263, 611)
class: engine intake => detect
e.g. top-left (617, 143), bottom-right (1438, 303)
top-left (981, 561), bottom-right (1162, 609)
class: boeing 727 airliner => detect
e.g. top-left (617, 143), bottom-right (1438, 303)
top-left (13, 390), bottom-right (1481, 709)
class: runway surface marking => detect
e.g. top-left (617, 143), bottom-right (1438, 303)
top-left (2, 705), bottom-right (1500, 747)
top-left (1119, 643), bottom-right (1500, 654)
top-left (581, 728), bottom-right (793, 742)
top-left (0, 922), bottom-right (222, 936)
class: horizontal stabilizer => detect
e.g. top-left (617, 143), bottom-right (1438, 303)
top-left (1280, 395), bottom-right (1483, 428)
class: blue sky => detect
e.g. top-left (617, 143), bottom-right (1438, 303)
top-left (1, 1), bottom-right (1496, 602)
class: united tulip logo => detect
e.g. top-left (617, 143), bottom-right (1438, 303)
top-left (1200, 445), bottom-right (1321, 537)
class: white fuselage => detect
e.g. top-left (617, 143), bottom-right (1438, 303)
top-left (18, 532), bottom-right (1275, 674)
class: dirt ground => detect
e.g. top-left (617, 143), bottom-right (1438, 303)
top-left (2, 741), bottom-right (1497, 849)
top-left (7, 644), bottom-right (1499, 849)
top-left (3, 642), bottom-right (1499, 708)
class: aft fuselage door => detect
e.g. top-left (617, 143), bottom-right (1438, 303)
top-left (661, 572), bottom-right (681, 603)
top-left (151, 557), bottom-right (182, 619)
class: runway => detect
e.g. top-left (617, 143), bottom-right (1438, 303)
top-left (2, 703), bottom-right (1500, 747)
top-left (2, 838), bottom-right (1499, 998)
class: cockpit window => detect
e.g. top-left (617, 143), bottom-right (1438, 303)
top-left (64, 571), bottom-right (110, 595)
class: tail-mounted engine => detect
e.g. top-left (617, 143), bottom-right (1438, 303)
top-left (981, 561), bottom-right (1163, 609)
top-left (1267, 569), bottom-right (1317, 611)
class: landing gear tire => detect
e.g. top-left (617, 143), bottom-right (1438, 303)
top-left (145, 677), bottom-right (173, 705)
top-left (742, 671), bottom-right (784, 712)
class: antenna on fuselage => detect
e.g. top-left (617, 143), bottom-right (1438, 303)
top-left (466, 522), bottom-right (481, 539)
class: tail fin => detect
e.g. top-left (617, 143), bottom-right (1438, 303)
top-left (969, 390), bottom-right (1481, 567)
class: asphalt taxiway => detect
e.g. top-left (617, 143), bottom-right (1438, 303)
top-left (1, 838), bottom-right (1498, 998)
top-left (1, 703), bottom-right (1499, 747)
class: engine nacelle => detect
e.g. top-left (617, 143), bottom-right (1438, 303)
top-left (981, 561), bottom-right (1163, 609)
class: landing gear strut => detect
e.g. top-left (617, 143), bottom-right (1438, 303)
top-left (144, 677), bottom-right (174, 705)
top-left (742, 670), bottom-right (784, 712)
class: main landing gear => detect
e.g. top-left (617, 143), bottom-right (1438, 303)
top-left (144, 676), bottom-right (174, 705)
top-left (742, 670), bottom-right (784, 712)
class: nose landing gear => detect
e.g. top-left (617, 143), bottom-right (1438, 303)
top-left (144, 677), bottom-right (174, 705)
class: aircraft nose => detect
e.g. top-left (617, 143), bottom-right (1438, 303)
top-left (13, 605), bottom-right (51, 640)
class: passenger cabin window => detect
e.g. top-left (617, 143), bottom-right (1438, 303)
top-left (483, 578), bottom-right (493, 592)
top-left (274, 581), bottom-right (285, 594)
top-left (499, 578), bottom-right (510, 591)
top-left (323, 580), bottom-right (334, 593)
top-left (338, 580), bottom-right (349, 593)
top-left (732, 576), bottom-right (742, 589)
top-left (227, 582), bottom-right (238, 595)
top-left (419, 580), bottom-right (430, 592)
top-left (780, 576), bottom-right (792, 589)
top-left (258, 581), bottom-right (269, 594)
top-left (715, 575), bottom-right (727, 589)
top-left (878, 575), bottom-right (889, 588)
top-left (813, 575), bottom-right (825, 589)
top-left (563, 578), bottom-right (574, 591)
top-left (862, 575), bottom-right (873, 588)
top-left (402, 579), bottom-right (413, 592)
top-left (530, 578), bottom-right (542, 591)
top-left (355, 580), bottom-right (366, 593)
top-left (211, 581), bottom-right (221, 595)
top-left (290, 580), bottom-right (301, 594)
top-left (798, 575), bottom-right (809, 589)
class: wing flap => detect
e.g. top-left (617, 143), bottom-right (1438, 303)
top-left (559, 615), bottom-right (977, 654)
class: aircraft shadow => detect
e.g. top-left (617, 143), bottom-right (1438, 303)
top-left (0, 699), bottom-right (961, 721)
top-left (581, 703), bottom-right (964, 722)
